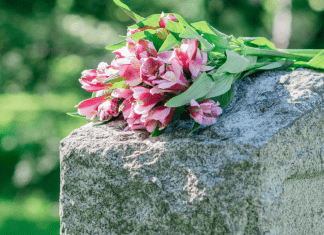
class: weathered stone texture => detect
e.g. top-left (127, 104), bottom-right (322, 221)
top-left (60, 68), bottom-right (324, 234)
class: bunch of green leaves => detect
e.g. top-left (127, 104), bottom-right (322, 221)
top-left (70, 0), bottom-right (324, 138)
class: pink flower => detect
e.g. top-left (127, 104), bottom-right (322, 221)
top-left (157, 51), bottom-right (173, 64)
top-left (171, 38), bottom-right (198, 73)
top-left (79, 63), bottom-right (121, 92)
top-left (152, 64), bottom-right (190, 93)
top-left (97, 98), bottom-right (120, 121)
top-left (131, 85), bottom-right (166, 115)
top-left (140, 57), bottom-right (165, 86)
top-left (140, 105), bottom-right (177, 132)
top-left (112, 86), bottom-right (176, 133)
top-left (79, 78), bottom-right (114, 92)
top-left (118, 56), bottom-right (143, 87)
top-left (74, 93), bottom-right (111, 120)
top-left (187, 99), bottom-right (223, 125)
top-left (170, 38), bottom-right (216, 81)
top-left (159, 12), bottom-right (178, 28)
top-left (189, 48), bottom-right (216, 81)
top-left (81, 69), bottom-right (97, 80)
top-left (136, 39), bottom-right (158, 59)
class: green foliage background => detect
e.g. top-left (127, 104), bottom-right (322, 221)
top-left (0, 0), bottom-right (323, 233)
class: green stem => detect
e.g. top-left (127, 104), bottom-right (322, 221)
top-left (277, 49), bottom-right (323, 56)
top-left (242, 46), bottom-right (314, 62)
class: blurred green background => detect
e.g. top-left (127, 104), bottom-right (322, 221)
top-left (0, 0), bottom-right (323, 234)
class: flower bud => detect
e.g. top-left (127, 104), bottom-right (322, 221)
top-left (156, 28), bottom-right (169, 40)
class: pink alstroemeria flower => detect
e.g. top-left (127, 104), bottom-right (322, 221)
top-left (112, 38), bottom-right (162, 87)
top-left (95, 62), bottom-right (120, 82)
top-left (112, 86), bottom-right (174, 132)
top-left (79, 78), bottom-right (114, 92)
top-left (79, 63), bottom-right (120, 92)
top-left (112, 88), bottom-right (146, 131)
top-left (151, 61), bottom-right (190, 94)
top-left (187, 99), bottom-right (223, 125)
top-left (97, 98), bottom-right (120, 121)
top-left (158, 12), bottom-right (178, 28)
top-left (170, 38), bottom-right (215, 81)
top-left (140, 57), bottom-right (165, 87)
top-left (171, 38), bottom-right (198, 73)
top-left (140, 105), bottom-right (177, 133)
top-left (131, 86), bottom-right (166, 115)
top-left (75, 93), bottom-right (111, 120)
top-left (189, 48), bottom-right (216, 81)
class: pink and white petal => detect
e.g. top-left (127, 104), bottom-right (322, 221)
top-left (148, 106), bottom-right (171, 120)
top-left (118, 64), bottom-right (130, 77)
top-left (170, 59), bottom-right (183, 79)
top-left (167, 14), bottom-right (178, 22)
top-left (134, 102), bottom-right (156, 115)
top-left (97, 62), bottom-right (109, 72)
top-left (201, 50), bottom-right (208, 64)
top-left (111, 88), bottom-right (133, 99)
top-left (190, 99), bottom-right (200, 107)
top-left (189, 60), bottom-right (202, 78)
top-left (81, 69), bottom-right (97, 80)
top-left (131, 86), bottom-right (151, 99)
top-left (144, 120), bottom-right (158, 133)
top-left (201, 65), bottom-right (216, 71)
top-left (157, 51), bottom-right (173, 63)
top-left (201, 115), bottom-right (217, 125)
top-left (125, 72), bottom-right (142, 87)
top-left (75, 95), bottom-right (107, 116)
top-left (156, 81), bottom-right (178, 89)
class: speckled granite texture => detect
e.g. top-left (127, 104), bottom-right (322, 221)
top-left (60, 68), bottom-right (324, 235)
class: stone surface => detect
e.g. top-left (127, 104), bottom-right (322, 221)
top-left (60, 68), bottom-right (324, 235)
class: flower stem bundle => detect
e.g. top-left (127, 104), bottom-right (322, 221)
top-left (67, 0), bottom-right (324, 138)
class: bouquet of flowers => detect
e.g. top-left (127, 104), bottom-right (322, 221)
top-left (67, 0), bottom-right (324, 138)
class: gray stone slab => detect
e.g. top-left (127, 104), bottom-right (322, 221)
top-left (60, 68), bottom-right (324, 234)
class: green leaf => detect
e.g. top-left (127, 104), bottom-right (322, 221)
top-left (91, 92), bottom-right (96, 98)
top-left (170, 13), bottom-right (193, 30)
top-left (202, 32), bottom-right (230, 50)
top-left (93, 119), bottom-right (112, 127)
top-left (191, 21), bottom-right (218, 35)
top-left (129, 29), bottom-right (156, 42)
top-left (250, 37), bottom-right (276, 50)
top-left (109, 80), bottom-right (128, 90)
top-left (208, 51), bottom-right (225, 59)
top-left (165, 20), bottom-right (184, 34)
top-left (112, 0), bottom-right (144, 22)
top-left (191, 21), bottom-right (229, 38)
top-left (238, 37), bottom-right (276, 50)
top-left (231, 36), bottom-right (245, 47)
top-left (105, 40), bottom-right (127, 51)
top-left (195, 83), bottom-right (235, 112)
top-left (246, 56), bottom-right (258, 64)
top-left (66, 112), bottom-right (86, 118)
top-left (179, 27), bottom-right (215, 51)
top-left (102, 73), bottom-right (125, 84)
top-left (164, 72), bottom-right (215, 108)
top-left (257, 60), bottom-right (287, 70)
top-left (307, 50), bottom-right (324, 69)
top-left (128, 14), bottom-right (161, 28)
top-left (204, 73), bottom-right (234, 99)
top-left (217, 50), bottom-right (250, 74)
top-left (144, 30), bottom-right (164, 50)
top-left (188, 122), bottom-right (201, 137)
top-left (150, 124), bottom-right (167, 137)
top-left (213, 83), bottom-right (235, 110)
top-left (158, 33), bottom-right (180, 53)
